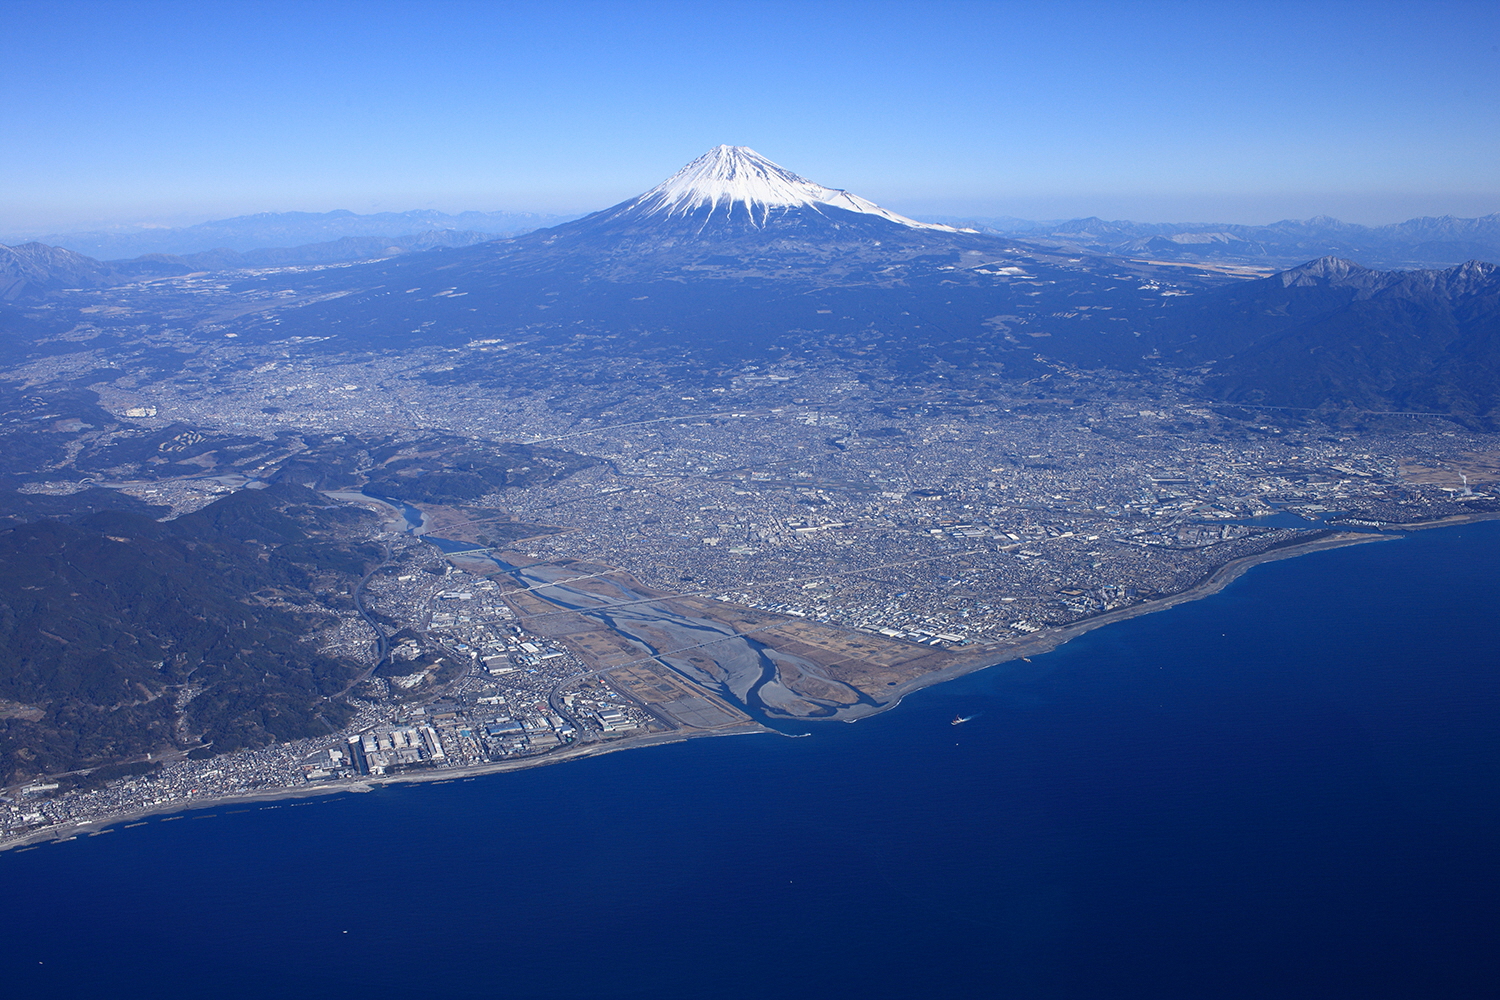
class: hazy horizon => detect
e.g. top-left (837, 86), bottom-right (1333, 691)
top-left (7, 184), bottom-right (1500, 244)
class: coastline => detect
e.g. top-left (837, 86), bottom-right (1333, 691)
top-left (829, 528), bottom-right (1394, 722)
top-left (2, 724), bottom-right (770, 854)
top-left (6, 511), bottom-right (1496, 854)
top-left (1378, 510), bottom-right (1500, 532)
top-left (860, 508), bottom-right (1500, 718)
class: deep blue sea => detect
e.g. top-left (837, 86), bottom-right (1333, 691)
top-left (5, 523), bottom-right (1498, 999)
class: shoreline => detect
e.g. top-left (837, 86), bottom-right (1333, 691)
top-left (2, 724), bottom-right (771, 854)
top-left (1375, 510), bottom-right (1500, 532)
top-left (6, 511), bottom-right (1497, 854)
top-left (849, 508), bottom-right (1500, 721)
top-left (826, 528), bottom-right (1394, 722)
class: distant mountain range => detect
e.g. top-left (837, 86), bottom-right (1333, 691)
top-left (2, 208), bottom-right (577, 260)
top-left (923, 213), bottom-right (1500, 270)
top-left (7, 187), bottom-right (1494, 276)
top-left (1156, 256), bottom-right (1500, 424)
top-left (0, 229), bottom-right (498, 299)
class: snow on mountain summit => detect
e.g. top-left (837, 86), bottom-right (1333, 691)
top-left (608, 145), bottom-right (964, 233)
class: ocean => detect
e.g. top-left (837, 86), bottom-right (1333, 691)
top-left (4, 522), bottom-right (1497, 999)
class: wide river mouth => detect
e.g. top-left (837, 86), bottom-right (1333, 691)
top-left (455, 549), bottom-right (879, 730)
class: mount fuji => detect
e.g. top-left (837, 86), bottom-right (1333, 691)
top-left (580, 144), bottom-right (968, 236)
top-left (457, 144), bottom-right (994, 276)
top-left (204, 145), bottom-right (1242, 370)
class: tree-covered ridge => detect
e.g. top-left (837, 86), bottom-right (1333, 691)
top-left (1153, 259), bottom-right (1500, 428)
top-left (0, 483), bottom-right (381, 784)
top-left (363, 442), bottom-right (600, 504)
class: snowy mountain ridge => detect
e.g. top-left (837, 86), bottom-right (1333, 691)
top-left (601, 145), bottom-right (966, 233)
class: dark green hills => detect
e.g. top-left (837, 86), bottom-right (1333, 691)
top-left (1152, 258), bottom-right (1500, 427)
top-left (0, 484), bottom-right (380, 785)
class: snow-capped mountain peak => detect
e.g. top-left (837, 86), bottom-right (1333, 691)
top-left (612, 145), bottom-right (963, 232)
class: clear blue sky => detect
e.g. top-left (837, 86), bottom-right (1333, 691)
top-left (3, 0), bottom-right (1497, 231)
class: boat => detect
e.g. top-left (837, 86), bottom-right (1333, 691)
top-left (951, 714), bottom-right (973, 726)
